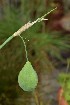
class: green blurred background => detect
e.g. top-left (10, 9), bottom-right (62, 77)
top-left (0, 0), bottom-right (70, 105)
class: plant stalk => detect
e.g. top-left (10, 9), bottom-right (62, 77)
top-left (33, 90), bottom-right (40, 105)
top-left (0, 7), bottom-right (57, 50)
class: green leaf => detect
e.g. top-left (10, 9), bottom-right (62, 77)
top-left (64, 90), bottom-right (70, 101)
top-left (58, 73), bottom-right (70, 101)
top-left (18, 61), bottom-right (38, 91)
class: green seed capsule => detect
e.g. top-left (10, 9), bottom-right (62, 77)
top-left (18, 61), bottom-right (38, 91)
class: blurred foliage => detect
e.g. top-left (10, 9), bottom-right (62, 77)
top-left (58, 72), bottom-right (70, 104)
top-left (0, 0), bottom-right (70, 105)
top-left (63, 0), bottom-right (70, 12)
top-left (20, 0), bottom-right (47, 21)
top-left (58, 59), bottom-right (70, 104)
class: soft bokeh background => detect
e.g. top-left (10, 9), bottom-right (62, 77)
top-left (0, 0), bottom-right (70, 105)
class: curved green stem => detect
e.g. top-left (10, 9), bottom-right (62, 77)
top-left (19, 35), bottom-right (28, 61)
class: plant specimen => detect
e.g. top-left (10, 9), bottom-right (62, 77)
top-left (0, 8), bottom-right (57, 105)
